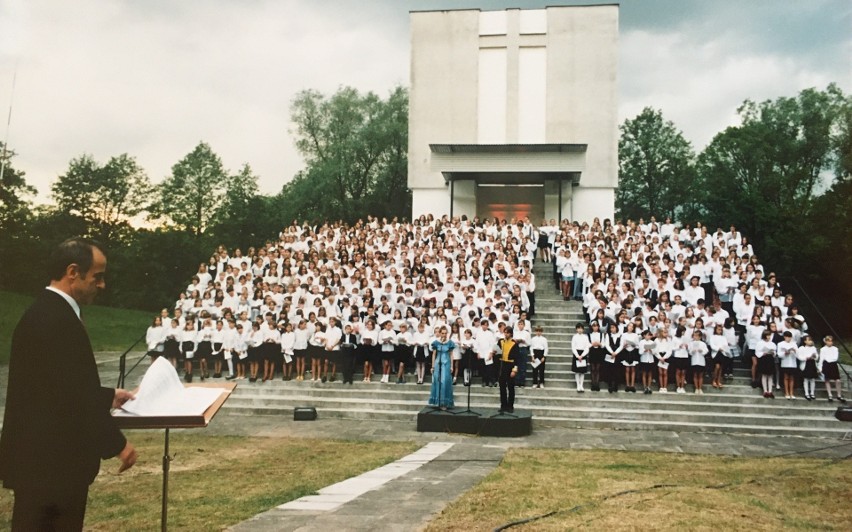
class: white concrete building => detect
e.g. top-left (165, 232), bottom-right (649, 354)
top-left (408, 5), bottom-right (618, 223)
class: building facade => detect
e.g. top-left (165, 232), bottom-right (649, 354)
top-left (408, 5), bottom-right (618, 223)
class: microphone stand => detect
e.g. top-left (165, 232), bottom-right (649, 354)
top-left (456, 348), bottom-right (481, 416)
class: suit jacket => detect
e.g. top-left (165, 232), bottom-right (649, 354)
top-left (0, 289), bottom-right (126, 490)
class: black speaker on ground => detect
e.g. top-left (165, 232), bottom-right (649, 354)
top-left (835, 406), bottom-right (852, 422)
top-left (294, 407), bottom-right (318, 421)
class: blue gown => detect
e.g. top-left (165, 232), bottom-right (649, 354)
top-left (429, 339), bottom-right (456, 408)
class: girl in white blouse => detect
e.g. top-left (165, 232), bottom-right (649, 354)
top-left (796, 335), bottom-right (819, 401)
top-left (819, 336), bottom-right (846, 402)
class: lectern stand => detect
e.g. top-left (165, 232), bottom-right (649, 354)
top-left (114, 382), bottom-right (235, 532)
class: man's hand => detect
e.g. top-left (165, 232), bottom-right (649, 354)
top-left (112, 388), bottom-right (136, 409)
top-left (118, 442), bottom-right (137, 473)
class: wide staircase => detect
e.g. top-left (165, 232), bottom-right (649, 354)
top-left (112, 260), bottom-right (850, 438)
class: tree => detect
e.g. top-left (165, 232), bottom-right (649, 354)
top-left (210, 163), bottom-right (275, 248)
top-left (151, 142), bottom-right (228, 236)
top-left (698, 85), bottom-right (846, 264)
top-left (51, 153), bottom-right (150, 242)
top-left (0, 142), bottom-right (35, 235)
top-left (616, 108), bottom-right (697, 221)
top-left (289, 85), bottom-right (410, 222)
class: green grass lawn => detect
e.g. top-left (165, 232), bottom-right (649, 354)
top-left (0, 432), bottom-right (417, 531)
top-left (427, 448), bottom-right (852, 531)
top-left (0, 290), bottom-right (153, 364)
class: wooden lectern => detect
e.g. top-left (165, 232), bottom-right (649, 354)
top-left (113, 382), bottom-right (235, 532)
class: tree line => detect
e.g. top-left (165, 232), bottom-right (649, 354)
top-left (0, 83), bottom-right (848, 336)
top-left (0, 86), bottom-right (410, 312)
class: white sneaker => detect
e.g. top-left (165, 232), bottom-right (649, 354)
top-left (539, 384), bottom-right (545, 389)
top-left (677, 387), bottom-right (685, 394)
top-left (659, 387), bottom-right (667, 393)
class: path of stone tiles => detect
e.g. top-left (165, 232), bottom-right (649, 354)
top-left (229, 441), bottom-right (505, 532)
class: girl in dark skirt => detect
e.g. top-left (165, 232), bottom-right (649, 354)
top-left (638, 329), bottom-right (657, 394)
top-left (797, 335), bottom-right (819, 400)
top-left (708, 324), bottom-right (730, 389)
top-left (459, 328), bottom-right (476, 386)
top-left (293, 320), bottom-right (309, 381)
top-left (819, 336), bottom-right (846, 402)
top-left (412, 322), bottom-right (430, 385)
top-left (395, 323), bottom-right (413, 384)
top-left (604, 323), bottom-right (622, 393)
top-left (587, 322), bottom-right (606, 391)
top-left (196, 318), bottom-right (214, 380)
top-left (620, 322), bottom-right (639, 392)
top-left (246, 322), bottom-right (263, 382)
top-left (756, 330), bottom-right (777, 398)
top-left (777, 331), bottom-right (799, 399)
top-left (571, 323), bottom-right (590, 392)
top-left (360, 319), bottom-right (379, 382)
top-left (180, 320), bottom-right (197, 383)
top-left (309, 324), bottom-right (326, 383)
top-left (670, 326), bottom-right (690, 394)
top-left (211, 320), bottom-right (225, 378)
top-left (163, 318), bottom-right (182, 368)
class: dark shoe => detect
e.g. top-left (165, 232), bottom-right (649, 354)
top-left (506, 407), bottom-right (514, 413)
top-left (838, 396), bottom-right (847, 403)
top-left (226, 375), bottom-right (236, 380)
top-left (185, 373), bottom-right (193, 383)
top-left (213, 373), bottom-right (222, 378)
top-left (828, 397), bottom-right (835, 402)
top-left (321, 376), bottom-right (327, 383)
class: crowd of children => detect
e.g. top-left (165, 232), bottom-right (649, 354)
top-left (555, 215), bottom-right (846, 401)
top-left (144, 215), bottom-right (545, 388)
top-left (141, 214), bottom-right (845, 403)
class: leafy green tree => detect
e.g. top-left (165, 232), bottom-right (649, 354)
top-left (289, 85), bottom-right (410, 222)
top-left (210, 163), bottom-right (278, 248)
top-left (51, 153), bottom-right (150, 242)
top-left (698, 85), bottom-right (845, 264)
top-left (150, 142), bottom-right (227, 236)
top-left (616, 108), bottom-right (696, 221)
top-left (0, 142), bottom-right (35, 235)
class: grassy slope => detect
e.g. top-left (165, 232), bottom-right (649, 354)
top-left (0, 432), bottom-right (417, 531)
top-left (0, 290), bottom-right (153, 364)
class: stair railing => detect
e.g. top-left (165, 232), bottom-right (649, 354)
top-left (116, 332), bottom-right (148, 389)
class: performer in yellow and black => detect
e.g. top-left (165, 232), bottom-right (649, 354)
top-left (497, 327), bottom-right (520, 413)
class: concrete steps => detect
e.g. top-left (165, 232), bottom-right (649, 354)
top-left (104, 263), bottom-right (852, 439)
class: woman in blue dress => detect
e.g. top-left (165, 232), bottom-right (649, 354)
top-left (429, 326), bottom-right (456, 409)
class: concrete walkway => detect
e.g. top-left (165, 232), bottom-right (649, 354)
top-left (229, 441), bottom-right (505, 532)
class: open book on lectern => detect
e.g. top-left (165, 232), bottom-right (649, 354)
top-left (118, 357), bottom-right (225, 417)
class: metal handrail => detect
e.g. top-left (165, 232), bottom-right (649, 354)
top-left (116, 332), bottom-right (148, 389)
top-left (790, 277), bottom-right (852, 384)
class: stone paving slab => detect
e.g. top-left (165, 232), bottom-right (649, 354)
top-left (230, 442), bottom-right (504, 532)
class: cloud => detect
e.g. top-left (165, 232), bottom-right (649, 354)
top-left (0, 0), bottom-right (849, 204)
top-left (0, 0), bottom-right (409, 201)
top-left (619, 28), bottom-right (848, 149)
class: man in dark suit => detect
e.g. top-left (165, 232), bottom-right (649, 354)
top-left (497, 327), bottom-right (520, 413)
top-left (0, 237), bottom-right (137, 530)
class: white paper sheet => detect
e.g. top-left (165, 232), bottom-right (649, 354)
top-left (119, 357), bottom-right (225, 417)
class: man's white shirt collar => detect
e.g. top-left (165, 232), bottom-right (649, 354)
top-left (46, 286), bottom-right (82, 321)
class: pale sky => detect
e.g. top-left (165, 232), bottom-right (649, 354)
top-left (0, 0), bottom-right (849, 203)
